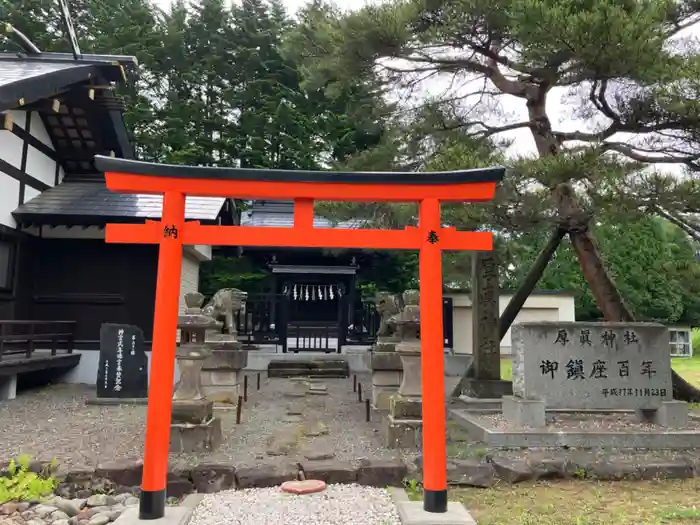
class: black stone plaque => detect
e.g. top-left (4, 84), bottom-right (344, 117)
top-left (97, 323), bottom-right (148, 398)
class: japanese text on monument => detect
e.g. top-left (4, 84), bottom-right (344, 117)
top-left (512, 322), bottom-right (671, 410)
top-left (114, 328), bottom-right (124, 392)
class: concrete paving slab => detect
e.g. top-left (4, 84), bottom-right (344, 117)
top-left (395, 501), bottom-right (477, 525)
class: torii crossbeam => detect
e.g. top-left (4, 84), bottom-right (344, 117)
top-left (94, 155), bottom-right (505, 520)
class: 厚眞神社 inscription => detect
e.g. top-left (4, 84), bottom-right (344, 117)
top-left (511, 322), bottom-right (672, 410)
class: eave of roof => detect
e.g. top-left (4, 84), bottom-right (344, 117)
top-left (0, 56), bottom-right (126, 112)
top-left (12, 181), bottom-right (226, 226)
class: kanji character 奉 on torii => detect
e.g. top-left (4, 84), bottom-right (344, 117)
top-left (94, 155), bottom-right (505, 520)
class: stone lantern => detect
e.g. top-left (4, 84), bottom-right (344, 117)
top-left (395, 289), bottom-right (421, 397)
top-left (170, 294), bottom-right (222, 452)
top-left (370, 291), bottom-right (404, 410)
top-left (383, 289), bottom-right (423, 449)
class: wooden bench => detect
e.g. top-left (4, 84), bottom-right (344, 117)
top-left (0, 321), bottom-right (80, 399)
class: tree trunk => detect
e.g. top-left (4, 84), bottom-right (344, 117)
top-left (560, 192), bottom-right (700, 401)
top-left (499, 227), bottom-right (566, 339)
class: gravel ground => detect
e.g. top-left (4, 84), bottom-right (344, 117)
top-left (474, 412), bottom-right (700, 432)
top-left (0, 375), bottom-right (413, 469)
top-left (189, 484), bottom-right (401, 525)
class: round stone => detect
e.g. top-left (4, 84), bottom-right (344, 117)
top-left (280, 480), bottom-right (326, 495)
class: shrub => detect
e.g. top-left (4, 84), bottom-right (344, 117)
top-left (0, 455), bottom-right (58, 504)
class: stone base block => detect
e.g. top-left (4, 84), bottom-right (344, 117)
top-left (390, 395), bottom-right (422, 419)
top-left (113, 506), bottom-right (193, 525)
top-left (461, 379), bottom-right (513, 399)
top-left (636, 401), bottom-right (689, 428)
top-left (371, 352), bottom-right (403, 371)
top-left (395, 501), bottom-right (476, 525)
top-left (373, 370), bottom-right (402, 386)
top-left (383, 415), bottom-right (422, 449)
top-left (201, 369), bottom-right (243, 385)
top-left (373, 386), bottom-right (399, 410)
top-left (374, 341), bottom-right (398, 352)
top-left (203, 349), bottom-right (247, 369)
top-left (169, 417), bottom-right (222, 453)
top-left (202, 386), bottom-right (240, 406)
top-left (201, 369), bottom-right (243, 406)
top-left (502, 395), bottom-right (545, 428)
top-left (171, 399), bottom-right (214, 424)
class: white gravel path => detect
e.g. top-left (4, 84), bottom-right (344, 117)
top-left (189, 484), bottom-right (401, 525)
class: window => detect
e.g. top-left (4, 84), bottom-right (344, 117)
top-left (670, 328), bottom-right (693, 357)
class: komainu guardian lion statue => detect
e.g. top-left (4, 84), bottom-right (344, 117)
top-left (375, 291), bottom-right (403, 340)
top-left (202, 288), bottom-right (247, 335)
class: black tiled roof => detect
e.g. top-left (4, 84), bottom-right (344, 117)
top-left (240, 200), bottom-right (363, 228)
top-left (0, 56), bottom-right (125, 112)
top-left (13, 182), bottom-right (226, 226)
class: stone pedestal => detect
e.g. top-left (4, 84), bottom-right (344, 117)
top-left (170, 397), bottom-right (223, 452)
top-left (636, 400), bottom-right (689, 428)
top-left (460, 378), bottom-right (513, 399)
top-left (172, 296), bottom-right (223, 452)
top-left (462, 252), bottom-right (513, 399)
top-left (173, 346), bottom-right (210, 401)
top-left (384, 340), bottom-right (423, 449)
top-left (375, 339), bottom-right (399, 353)
top-left (170, 415), bottom-right (222, 452)
top-left (397, 343), bottom-right (421, 397)
top-left (383, 395), bottom-right (423, 449)
top-left (371, 347), bottom-right (403, 410)
top-left (502, 395), bottom-right (546, 428)
top-left (201, 343), bottom-right (249, 406)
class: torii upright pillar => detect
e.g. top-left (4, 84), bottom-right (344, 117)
top-left (95, 155), bottom-right (505, 519)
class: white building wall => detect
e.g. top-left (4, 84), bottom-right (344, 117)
top-left (447, 292), bottom-right (576, 355)
top-left (179, 251), bottom-right (201, 314)
top-left (0, 109), bottom-right (61, 228)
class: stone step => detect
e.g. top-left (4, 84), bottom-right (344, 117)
top-left (268, 359), bottom-right (350, 378)
top-left (268, 359), bottom-right (349, 370)
top-left (268, 368), bottom-right (349, 378)
top-left (448, 408), bottom-right (479, 431)
top-left (454, 396), bottom-right (503, 411)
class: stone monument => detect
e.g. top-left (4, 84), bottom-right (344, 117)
top-left (96, 323), bottom-right (148, 399)
top-left (383, 289), bottom-right (423, 448)
top-left (170, 301), bottom-right (222, 453)
top-left (370, 291), bottom-right (404, 409)
top-left (503, 321), bottom-right (686, 428)
top-left (459, 252), bottom-right (512, 398)
top-left (197, 290), bottom-right (249, 406)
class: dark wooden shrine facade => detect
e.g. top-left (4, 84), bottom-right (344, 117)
top-left (225, 242), bottom-right (455, 353)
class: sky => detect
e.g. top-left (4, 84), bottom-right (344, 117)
top-left (151, 0), bottom-right (697, 171)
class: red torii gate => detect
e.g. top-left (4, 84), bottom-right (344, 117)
top-left (94, 156), bottom-right (505, 519)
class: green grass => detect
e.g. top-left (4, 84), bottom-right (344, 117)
top-left (450, 479), bottom-right (700, 525)
top-left (500, 355), bottom-right (700, 388)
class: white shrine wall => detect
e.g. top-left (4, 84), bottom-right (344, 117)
top-left (0, 110), bottom-right (64, 228)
